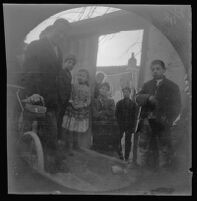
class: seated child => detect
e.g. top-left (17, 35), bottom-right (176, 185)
top-left (115, 86), bottom-right (137, 161)
top-left (62, 69), bottom-right (91, 155)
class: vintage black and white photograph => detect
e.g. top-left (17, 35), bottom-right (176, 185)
top-left (4, 4), bottom-right (192, 195)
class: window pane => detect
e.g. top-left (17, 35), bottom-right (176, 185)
top-left (96, 30), bottom-right (144, 67)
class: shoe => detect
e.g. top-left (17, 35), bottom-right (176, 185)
top-left (119, 155), bottom-right (124, 160)
top-left (125, 157), bottom-right (129, 162)
top-left (68, 151), bottom-right (74, 156)
top-left (45, 165), bottom-right (60, 174)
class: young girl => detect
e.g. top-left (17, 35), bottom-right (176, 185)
top-left (62, 69), bottom-right (91, 155)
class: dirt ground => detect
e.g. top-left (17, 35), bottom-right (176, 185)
top-left (8, 148), bottom-right (192, 195)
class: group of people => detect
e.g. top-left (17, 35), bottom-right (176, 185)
top-left (93, 72), bottom-right (137, 162)
top-left (20, 18), bottom-right (181, 174)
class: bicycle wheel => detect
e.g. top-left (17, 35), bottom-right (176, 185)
top-left (18, 131), bottom-right (44, 171)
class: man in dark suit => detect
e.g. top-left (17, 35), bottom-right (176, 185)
top-left (136, 60), bottom-right (181, 171)
top-left (21, 19), bottom-right (75, 173)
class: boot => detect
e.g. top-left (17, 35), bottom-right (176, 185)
top-left (119, 153), bottom-right (124, 160)
top-left (117, 141), bottom-right (124, 160)
top-left (125, 147), bottom-right (131, 162)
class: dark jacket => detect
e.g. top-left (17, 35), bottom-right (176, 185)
top-left (21, 38), bottom-right (71, 110)
top-left (115, 98), bottom-right (137, 131)
top-left (57, 68), bottom-right (72, 110)
top-left (92, 96), bottom-right (116, 122)
top-left (94, 83), bottom-right (102, 99)
top-left (136, 76), bottom-right (181, 124)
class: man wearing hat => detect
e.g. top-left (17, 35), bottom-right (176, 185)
top-left (136, 60), bottom-right (181, 171)
top-left (21, 19), bottom-right (75, 173)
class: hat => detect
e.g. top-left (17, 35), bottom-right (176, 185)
top-left (52, 18), bottom-right (71, 34)
top-left (39, 25), bottom-right (54, 39)
top-left (151, 59), bottom-right (166, 70)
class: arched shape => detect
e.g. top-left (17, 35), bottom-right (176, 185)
top-left (4, 4), bottom-right (191, 114)
top-left (4, 5), bottom-right (191, 194)
top-left (19, 131), bottom-right (44, 171)
top-left (3, 4), bottom-right (191, 77)
top-left (24, 6), bottom-right (121, 44)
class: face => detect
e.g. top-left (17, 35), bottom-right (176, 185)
top-left (63, 59), bottom-right (75, 71)
top-left (50, 30), bottom-right (66, 46)
top-left (122, 89), bottom-right (130, 98)
top-left (77, 71), bottom-right (88, 84)
top-left (96, 74), bottom-right (104, 84)
top-left (151, 64), bottom-right (165, 79)
top-left (99, 86), bottom-right (109, 97)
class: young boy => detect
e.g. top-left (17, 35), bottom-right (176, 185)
top-left (115, 87), bottom-right (137, 161)
top-left (136, 60), bottom-right (181, 170)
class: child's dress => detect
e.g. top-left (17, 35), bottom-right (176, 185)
top-left (62, 83), bottom-right (91, 133)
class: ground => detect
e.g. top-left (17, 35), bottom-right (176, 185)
top-left (8, 148), bottom-right (192, 195)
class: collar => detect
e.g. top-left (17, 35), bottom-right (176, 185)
top-left (124, 97), bottom-right (131, 101)
top-left (61, 68), bottom-right (71, 75)
top-left (156, 79), bottom-right (163, 85)
top-left (153, 76), bottom-right (166, 82)
top-left (98, 95), bottom-right (107, 100)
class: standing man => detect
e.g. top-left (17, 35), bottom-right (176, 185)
top-left (21, 19), bottom-right (74, 173)
top-left (136, 60), bottom-right (181, 171)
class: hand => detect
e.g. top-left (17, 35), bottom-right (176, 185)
top-left (76, 103), bottom-right (84, 109)
top-left (148, 95), bottom-right (157, 105)
top-left (71, 102), bottom-right (81, 109)
top-left (161, 115), bottom-right (170, 125)
top-left (25, 94), bottom-right (44, 103)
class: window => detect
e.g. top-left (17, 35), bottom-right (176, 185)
top-left (96, 30), bottom-right (144, 67)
